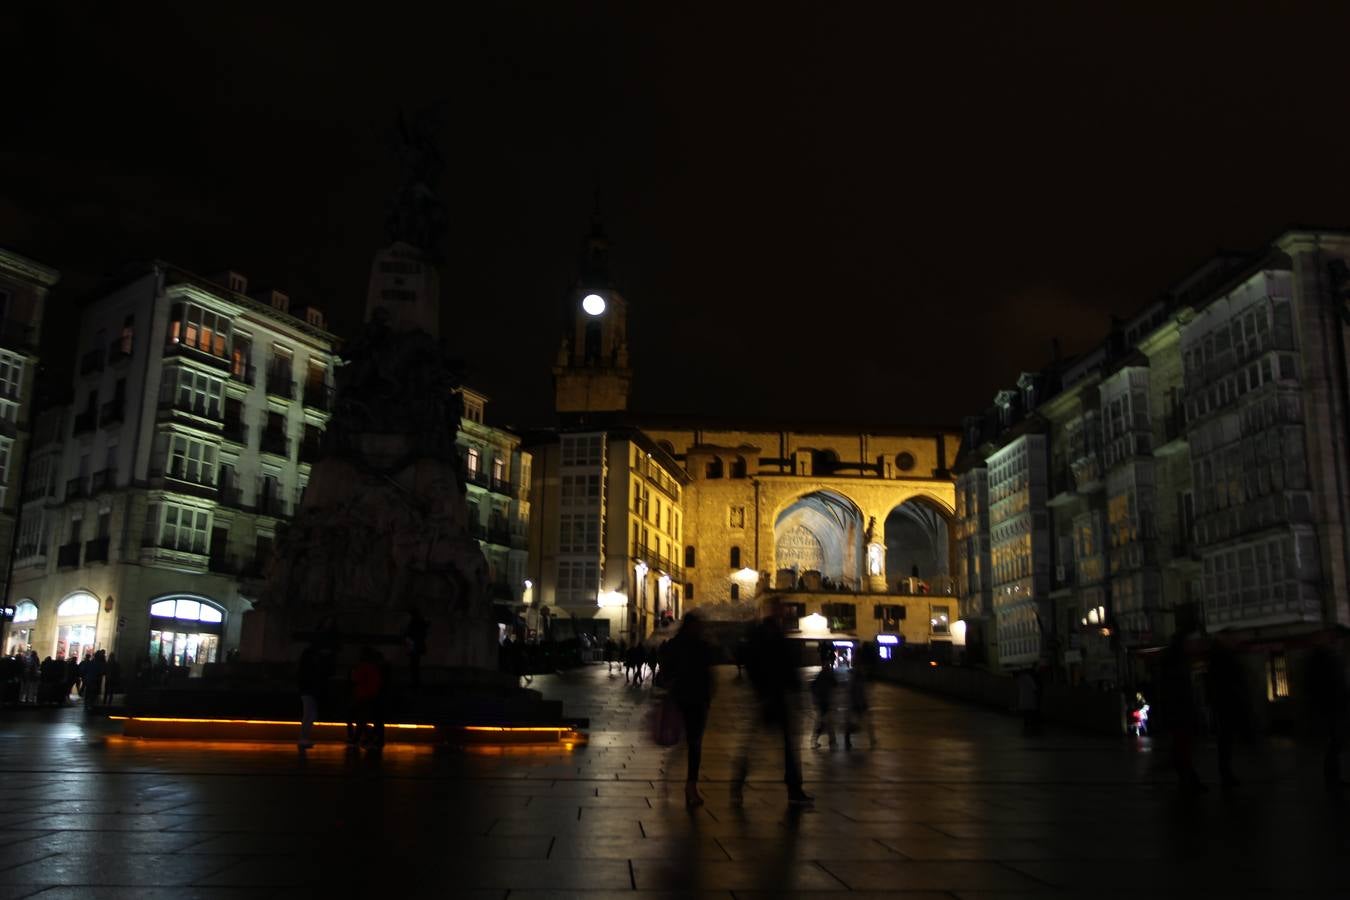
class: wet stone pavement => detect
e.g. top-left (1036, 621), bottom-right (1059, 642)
top-left (0, 664), bottom-right (1346, 898)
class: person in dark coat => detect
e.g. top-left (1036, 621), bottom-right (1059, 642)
top-left (1161, 627), bottom-right (1204, 793)
top-left (102, 654), bottom-right (121, 706)
top-left (732, 598), bottom-right (812, 806)
top-left (660, 613), bottom-right (717, 807)
top-left (65, 656), bottom-right (80, 700)
top-left (1305, 639), bottom-right (1348, 789)
top-left (1206, 637), bottom-right (1248, 789)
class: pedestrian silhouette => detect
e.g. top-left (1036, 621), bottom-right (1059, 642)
top-left (660, 613), bottom-right (716, 807)
top-left (810, 647), bottom-right (837, 748)
top-left (1206, 636), bottom-right (1248, 789)
top-left (845, 662), bottom-right (875, 749)
top-left (347, 646), bottom-right (383, 749)
top-left (1304, 639), bottom-right (1348, 790)
top-left (1161, 626), bottom-right (1205, 793)
top-left (732, 597), bottom-right (812, 806)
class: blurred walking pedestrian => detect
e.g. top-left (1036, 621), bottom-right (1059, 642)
top-left (1016, 669), bottom-right (1041, 735)
top-left (845, 663), bottom-right (875, 749)
top-left (1161, 626), bottom-right (1205, 793)
top-left (604, 638), bottom-right (618, 676)
top-left (1206, 637), bottom-right (1248, 789)
top-left (732, 598), bottom-right (812, 806)
top-left (84, 650), bottom-right (106, 709)
top-left (810, 646), bottom-right (837, 749)
top-left (102, 654), bottom-right (121, 706)
top-left (297, 641), bottom-right (331, 750)
top-left (1305, 638), bottom-right (1348, 790)
top-left (660, 613), bottom-right (716, 807)
top-left (629, 644), bottom-right (646, 686)
top-left (21, 650), bottom-right (38, 704)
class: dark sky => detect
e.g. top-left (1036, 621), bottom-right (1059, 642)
top-left (6, 3), bottom-right (1350, 428)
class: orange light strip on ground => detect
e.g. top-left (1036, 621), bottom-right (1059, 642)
top-left (462, 725), bottom-right (570, 733)
top-left (107, 716), bottom-right (434, 729)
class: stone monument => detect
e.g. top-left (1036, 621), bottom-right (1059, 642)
top-left (240, 111), bottom-right (497, 671)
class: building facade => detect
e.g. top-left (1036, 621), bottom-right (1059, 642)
top-left (528, 221), bottom-right (960, 648)
top-left (8, 263), bottom-right (338, 673)
top-left (954, 229), bottom-right (1350, 722)
top-left (456, 387), bottom-right (531, 603)
top-left (0, 249), bottom-right (57, 647)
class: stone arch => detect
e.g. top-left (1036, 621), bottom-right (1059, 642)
top-left (772, 489), bottom-right (866, 589)
top-left (882, 494), bottom-right (953, 591)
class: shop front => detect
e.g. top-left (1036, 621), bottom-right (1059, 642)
top-left (7, 601), bottom-right (38, 655)
top-left (148, 595), bottom-right (225, 672)
top-left (54, 592), bottom-right (100, 661)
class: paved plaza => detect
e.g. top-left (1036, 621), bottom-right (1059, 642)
top-left (0, 665), bottom-right (1346, 898)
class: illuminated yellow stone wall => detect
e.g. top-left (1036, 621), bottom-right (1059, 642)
top-left (637, 426), bottom-right (958, 615)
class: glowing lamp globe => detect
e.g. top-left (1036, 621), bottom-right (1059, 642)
top-left (581, 293), bottom-right (606, 316)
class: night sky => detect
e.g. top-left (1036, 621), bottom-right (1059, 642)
top-left (7, 4), bottom-right (1350, 429)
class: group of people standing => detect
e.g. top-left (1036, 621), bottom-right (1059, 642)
top-left (2, 648), bottom-right (120, 707)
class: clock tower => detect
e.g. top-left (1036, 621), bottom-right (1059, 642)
top-left (553, 216), bottom-right (632, 420)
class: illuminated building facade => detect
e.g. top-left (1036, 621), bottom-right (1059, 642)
top-left (956, 229), bottom-right (1350, 719)
top-left (0, 250), bottom-right (57, 654)
top-left (8, 263), bottom-right (338, 673)
top-left (456, 387), bottom-right (531, 603)
top-left (529, 221), bottom-right (959, 644)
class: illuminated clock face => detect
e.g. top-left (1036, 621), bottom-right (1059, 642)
top-left (581, 293), bottom-right (606, 316)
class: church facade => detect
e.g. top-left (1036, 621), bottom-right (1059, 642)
top-left (527, 222), bottom-right (960, 647)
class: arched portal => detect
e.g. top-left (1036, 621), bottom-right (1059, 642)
top-left (884, 497), bottom-right (952, 593)
top-left (774, 490), bottom-right (865, 590)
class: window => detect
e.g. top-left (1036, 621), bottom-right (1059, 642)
top-left (560, 434), bottom-right (603, 466)
top-left (466, 447), bottom-right (480, 476)
top-left (168, 302), bottom-right (230, 358)
top-left (559, 513), bottom-right (600, 553)
top-left (14, 600), bottom-right (37, 623)
top-left (492, 455), bottom-right (505, 482)
top-left (822, 602), bottom-right (856, 631)
top-left (705, 458), bottom-right (723, 479)
top-left (556, 559), bottom-right (599, 603)
top-left (0, 437), bottom-right (11, 505)
top-left (0, 350), bottom-right (23, 400)
top-left (153, 504), bottom-right (210, 554)
top-left (167, 435), bottom-right (217, 485)
top-left (58, 593), bottom-right (100, 617)
top-left (231, 332), bottom-right (252, 379)
top-left (730, 546), bottom-right (741, 568)
top-left (684, 545), bottom-right (696, 568)
top-left (930, 604), bottom-right (950, 635)
top-left (118, 315), bottom-right (134, 355)
top-left (149, 596), bottom-right (224, 624)
top-left (730, 583), bottom-right (740, 601)
top-left (164, 367), bottom-right (224, 419)
top-left (730, 457), bottom-right (747, 478)
top-left (896, 452), bottom-right (916, 472)
top-left (727, 506), bottom-right (745, 529)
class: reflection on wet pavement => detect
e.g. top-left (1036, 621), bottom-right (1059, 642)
top-left (0, 664), bottom-right (1344, 896)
